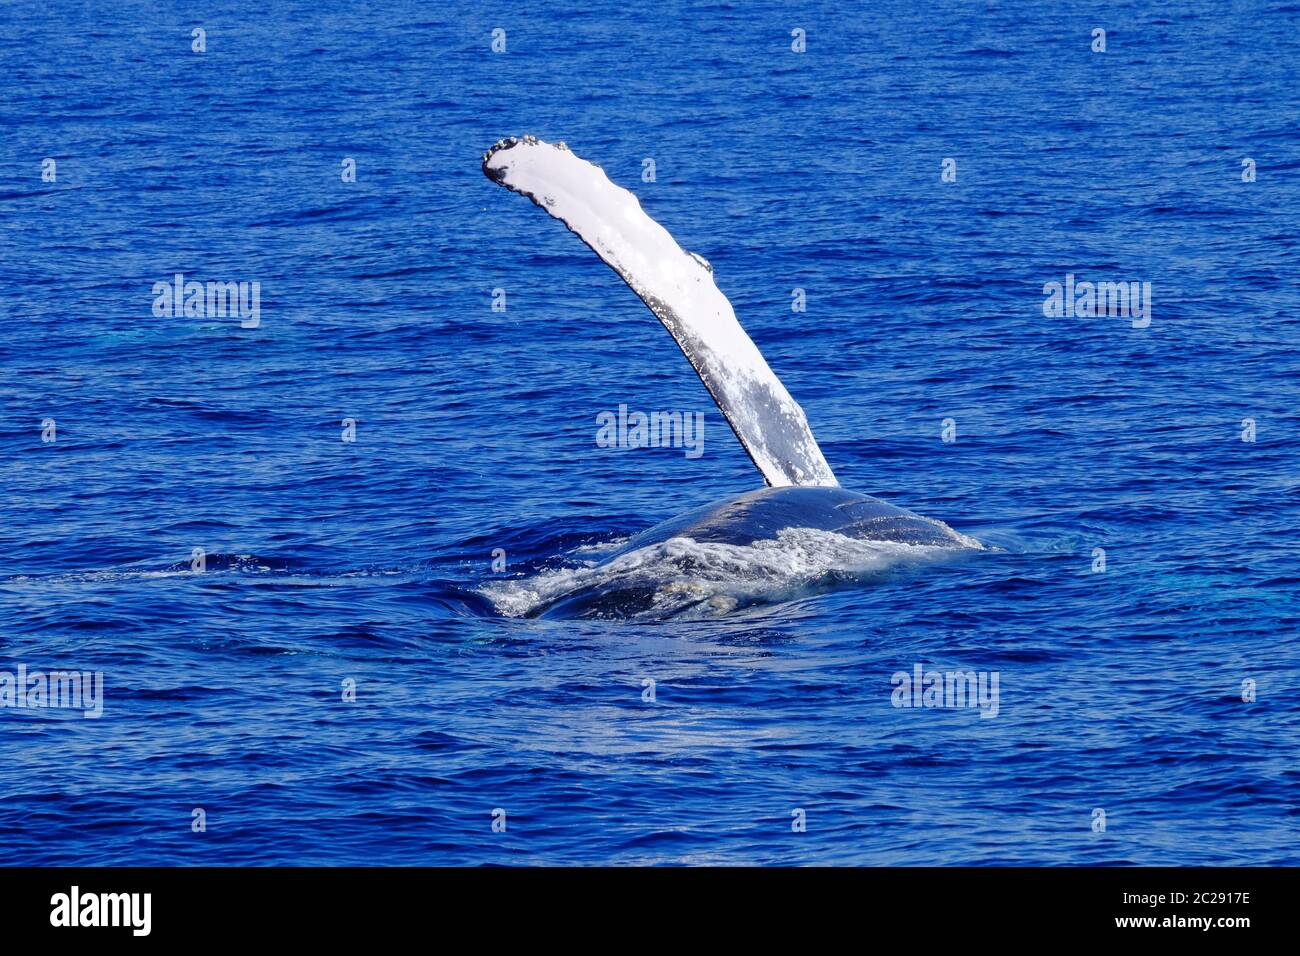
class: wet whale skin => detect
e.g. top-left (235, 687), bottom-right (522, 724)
top-left (609, 486), bottom-right (966, 556)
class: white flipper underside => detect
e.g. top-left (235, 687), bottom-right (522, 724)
top-left (483, 136), bottom-right (838, 489)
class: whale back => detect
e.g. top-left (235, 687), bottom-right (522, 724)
top-left (487, 486), bottom-right (979, 620)
top-left (610, 486), bottom-right (970, 556)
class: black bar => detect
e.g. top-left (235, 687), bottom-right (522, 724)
top-left (0, 867), bottom-right (1284, 941)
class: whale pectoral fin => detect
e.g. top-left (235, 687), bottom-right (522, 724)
top-left (482, 136), bottom-right (838, 489)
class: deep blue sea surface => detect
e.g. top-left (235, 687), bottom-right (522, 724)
top-left (2, 1), bottom-right (1298, 865)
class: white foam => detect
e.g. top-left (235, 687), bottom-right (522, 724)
top-left (569, 536), bottom-right (632, 555)
top-left (479, 527), bottom-right (964, 620)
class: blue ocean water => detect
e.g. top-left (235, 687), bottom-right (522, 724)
top-left (2, 0), bottom-right (1298, 865)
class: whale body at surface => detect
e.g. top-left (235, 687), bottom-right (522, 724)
top-left (518, 486), bottom-right (978, 620)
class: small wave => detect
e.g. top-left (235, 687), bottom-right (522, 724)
top-left (478, 527), bottom-right (971, 621)
top-left (0, 554), bottom-right (414, 588)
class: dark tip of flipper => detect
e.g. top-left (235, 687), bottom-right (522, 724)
top-left (481, 137), bottom-right (519, 182)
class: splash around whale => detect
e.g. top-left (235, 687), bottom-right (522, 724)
top-left (479, 136), bottom-right (980, 620)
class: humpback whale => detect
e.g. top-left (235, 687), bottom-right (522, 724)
top-left (481, 136), bottom-right (979, 619)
